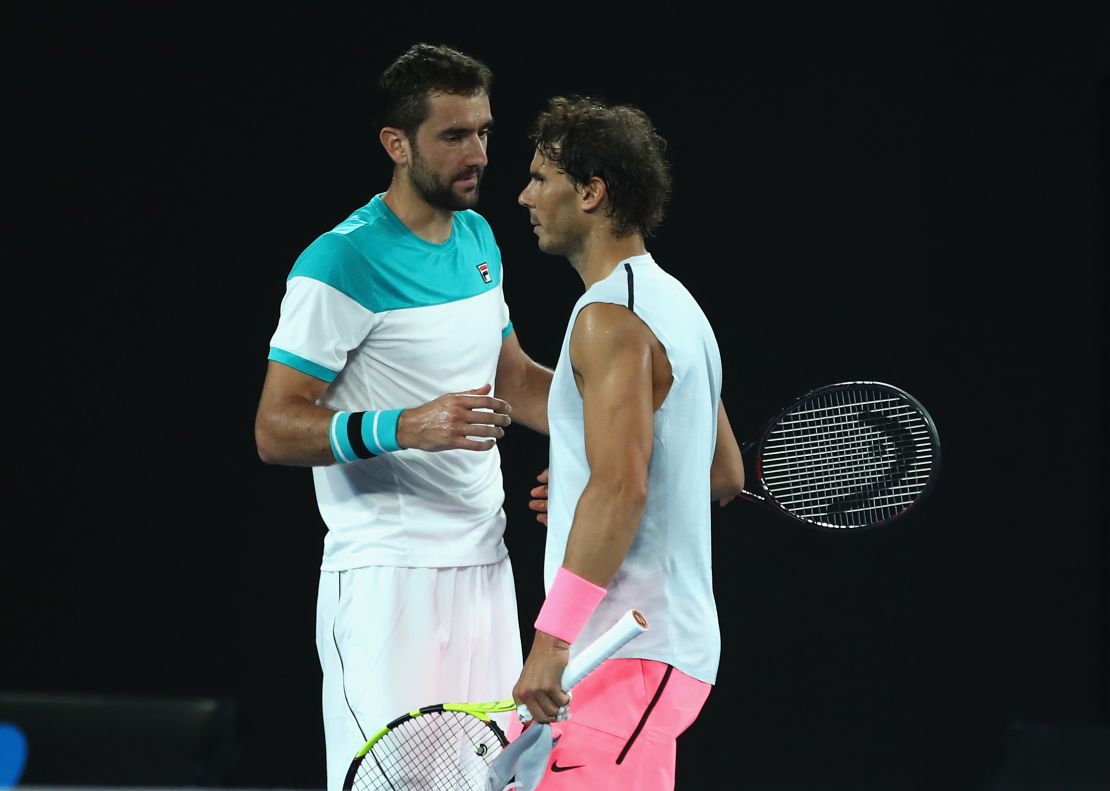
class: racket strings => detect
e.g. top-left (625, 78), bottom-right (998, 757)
top-left (351, 711), bottom-right (504, 791)
top-left (761, 390), bottom-right (937, 528)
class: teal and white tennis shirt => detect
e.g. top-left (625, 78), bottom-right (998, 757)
top-left (267, 194), bottom-right (514, 570)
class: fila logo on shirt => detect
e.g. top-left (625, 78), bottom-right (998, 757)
top-left (476, 262), bottom-right (492, 283)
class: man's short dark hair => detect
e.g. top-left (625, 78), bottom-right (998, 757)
top-left (377, 42), bottom-right (493, 138)
top-left (529, 95), bottom-right (672, 238)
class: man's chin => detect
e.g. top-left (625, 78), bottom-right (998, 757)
top-left (453, 188), bottom-right (480, 210)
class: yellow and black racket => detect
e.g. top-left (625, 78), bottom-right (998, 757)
top-left (342, 609), bottom-right (649, 791)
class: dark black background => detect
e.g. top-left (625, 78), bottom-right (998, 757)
top-left (4, 3), bottom-right (1108, 789)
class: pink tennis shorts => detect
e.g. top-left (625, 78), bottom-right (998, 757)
top-left (506, 658), bottom-right (712, 790)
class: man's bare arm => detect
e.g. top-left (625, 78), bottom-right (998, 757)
top-left (711, 400), bottom-right (745, 504)
top-left (495, 330), bottom-right (554, 435)
top-left (560, 303), bottom-right (656, 585)
top-left (254, 361), bottom-right (513, 466)
top-left (512, 303), bottom-right (655, 721)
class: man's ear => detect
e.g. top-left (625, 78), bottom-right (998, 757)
top-left (380, 127), bottom-right (409, 165)
top-left (580, 176), bottom-right (608, 212)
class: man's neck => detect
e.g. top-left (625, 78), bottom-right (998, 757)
top-left (382, 178), bottom-right (454, 244)
top-left (574, 233), bottom-right (648, 290)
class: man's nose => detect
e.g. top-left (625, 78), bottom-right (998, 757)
top-left (464, 134), bottom-right (488, 165)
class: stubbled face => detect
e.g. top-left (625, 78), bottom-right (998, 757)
top-left (408, 91), bottom-right (492, 210)
top-left (518, 149), bottom-right (584, 257)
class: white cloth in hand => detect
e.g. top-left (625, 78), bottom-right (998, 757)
top-left (486, 723), bottom-right (554, 791)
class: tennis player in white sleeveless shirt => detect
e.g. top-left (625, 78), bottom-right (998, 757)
top-left (546, 253), bottom-right (723, 683)
top-left (519, 253), bottom-right (727, 789)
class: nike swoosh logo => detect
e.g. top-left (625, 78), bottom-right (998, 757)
top-left (551, 761), bottom-right (585, 772)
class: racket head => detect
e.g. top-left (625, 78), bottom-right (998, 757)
top-left (343, 702), bottom-right (511, 791)
top-left (750, 381), bottom-right (941, 531)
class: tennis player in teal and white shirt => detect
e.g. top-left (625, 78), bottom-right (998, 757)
top-left (269, 195), bottom-right (518, 569)
top-left (254, 43), bottom-right (553, 791)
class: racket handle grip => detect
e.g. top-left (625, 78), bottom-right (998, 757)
top-left (562, 608), bottom-right (649, 688)
top-left (517, 608), bottom-right (648, 723)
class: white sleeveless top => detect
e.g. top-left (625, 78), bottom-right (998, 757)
top-left (545, 253), bottom-right (724, 684)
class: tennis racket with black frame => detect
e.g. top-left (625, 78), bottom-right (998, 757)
top-left (342, 608), bottom-right (649, 791)
top-left (736, 380), bottom-right (941, 530)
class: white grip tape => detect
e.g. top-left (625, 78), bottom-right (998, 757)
top-left (516, 608), bottom-right (649, 721)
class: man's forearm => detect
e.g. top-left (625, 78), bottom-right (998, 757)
top-left (502, 360), bottom-right (553, 434)
top-left (560, 476), bottom-right (646, 586)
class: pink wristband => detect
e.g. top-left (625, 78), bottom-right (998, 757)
top-left (534, 567), bottom-right (608, 644)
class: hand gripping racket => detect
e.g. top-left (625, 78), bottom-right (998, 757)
top-left (342, 608), bottom-right (649, 791)
top-left (737, 381), bottom-right (941, 530)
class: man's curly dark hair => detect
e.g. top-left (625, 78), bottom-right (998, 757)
top-left (529, 95), bottom-right (672, 238)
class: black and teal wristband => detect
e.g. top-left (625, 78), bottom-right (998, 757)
top-left (329, 409), bottom-right (404, 462)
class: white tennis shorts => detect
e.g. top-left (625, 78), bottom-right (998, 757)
top-left (316, 558), bottom-right (522, 791)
